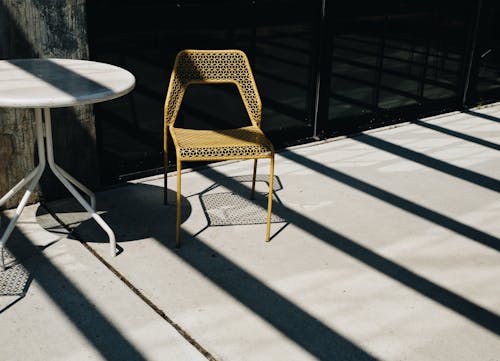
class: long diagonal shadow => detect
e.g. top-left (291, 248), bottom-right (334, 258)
top-left (198, 166), bottom-right (500, 336)
top-left (283, 151), bottom-right (499, 253)
top-left (5, 227), bottom-right (148, 361)
top-left (463, 110), bottom-right (500, 123)
top-left (65, 185), bottom-right (376, 360)
top-left (1, 6), bottom-right (143, 360)
top-left (353, 133), bottom-right (500, 193)
top-left (175, 228), bottom-right (376, 361)
top-left (413, 120), bottom-right (500, 151)
top-left (8, 58), bottom-right (114, 97)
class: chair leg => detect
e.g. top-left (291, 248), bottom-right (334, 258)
top-left (251, 159), bottom-right (258, 200)
top-left (164, 152), bottom-right (169, 205)
top-left (176, 158), bottom-right (182, 248)
top-left (266, 156), bottom-right (275, 242)
top-left (164, 127), bottom-right (169, 205)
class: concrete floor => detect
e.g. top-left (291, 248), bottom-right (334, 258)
top-left (1, 105), bottom-right (500, 360)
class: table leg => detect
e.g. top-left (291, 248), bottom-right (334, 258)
top-left (0, 109), bottom-right (46, 270)
top-left (42, 108), bottom-right (117, 258)
top-left (53, 164), bottom-right (96, 210)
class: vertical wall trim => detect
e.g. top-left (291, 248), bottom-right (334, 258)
top-left (312, 0), bottom-right (326, 137)
top-left (462, 0), bottom-right (483, 108)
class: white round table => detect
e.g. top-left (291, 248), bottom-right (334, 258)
top-left (0, 58), bottom-right (136, 269)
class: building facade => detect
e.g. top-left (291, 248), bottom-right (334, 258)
top-left (1, 0), bottom-right (499, 206)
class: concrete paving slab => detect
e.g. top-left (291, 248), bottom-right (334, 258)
top-left (39, 106), bottom-right (500, 360)
top-left (0, 205), bottom-right (207, 361)
top-left (2, 105), bottom-right (500, 361)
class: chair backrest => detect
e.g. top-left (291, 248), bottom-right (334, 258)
top-left (164, 49), bottom-right (262, 127)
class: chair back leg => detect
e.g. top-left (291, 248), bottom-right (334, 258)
top-left (251, 159), bottom-right (258, 200)
top-left (163, 153), bottom-right (169, 205)
top-left (164, 126), bottom-right (169, 205)
top-left (176, 159), bottom-right (182, 248)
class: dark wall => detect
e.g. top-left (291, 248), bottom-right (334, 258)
top-left (316, 0), bottom-right (477, 135)
top-left (86, 0), bottom-right (490, 185)
top-left (87, 0), bottom-right (319, 183)
top-left (0, 1), bottom-right (492, 195)
top-left (0, 0), bottom-right (98, 207)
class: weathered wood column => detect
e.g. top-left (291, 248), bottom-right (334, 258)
top-left (0, 0), bottom-right (99, 208)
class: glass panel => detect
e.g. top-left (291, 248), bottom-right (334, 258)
top-left (324, 1), bottom-right (472, 132)
top-left (255, 25), bottom-right (313, 133)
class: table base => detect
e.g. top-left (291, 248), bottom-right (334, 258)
top-left (0, 108), bottom-right (116, 270)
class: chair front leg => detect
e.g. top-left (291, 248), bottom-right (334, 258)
top-left (266, 156), bottom-right (275, 242)
top-left (163, 152), bottom-right (169, 205)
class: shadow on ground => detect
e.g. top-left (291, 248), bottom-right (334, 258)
top-left (36, 185), bottom-right (191, 245)
top-left (40, 177), bottom-right (377, 360)
top-left (1, 225), bottom-right (150, 361)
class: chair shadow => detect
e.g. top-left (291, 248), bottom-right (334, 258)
top-left (39, 176), bottom-right (376, 360)
top-left (36, 183), bottom-right (192, 246)
top-left (37, 175), bottom-right (289, 247)
top-left (193, 174), bottom-right (289, 240)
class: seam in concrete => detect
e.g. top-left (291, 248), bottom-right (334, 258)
top-left (40, 202), bottom-right (218, 361)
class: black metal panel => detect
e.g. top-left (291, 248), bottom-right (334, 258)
top-left (87, 0), bottom-right (490, 185)
top-left (316, 0), bottom-right (476, 137)
top-left (86, 0), bottom-right (317, 184)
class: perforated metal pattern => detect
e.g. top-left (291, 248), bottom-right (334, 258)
top-left (0, 251), bottom-right (29, 296)
top-left (165, 50), bottom-right (262, 127)
top-left (173, 126), bottom-right (273, 161)
top-left (201, 192), bottom-right (285, 226)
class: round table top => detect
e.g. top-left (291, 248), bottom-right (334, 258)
top-left (0, 58), bottom-right (136, 108)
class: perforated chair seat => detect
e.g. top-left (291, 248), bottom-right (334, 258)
top-left (172, 126), bottom-right (274, 161)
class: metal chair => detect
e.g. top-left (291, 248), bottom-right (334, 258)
top-left (163, 49), bottom-right (275, 247)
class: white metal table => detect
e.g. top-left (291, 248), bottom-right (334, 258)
top-left (0, 58), bottom-right (135, 269)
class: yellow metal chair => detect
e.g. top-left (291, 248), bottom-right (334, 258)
top-left (163, 49), bottom-right (275, 247)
